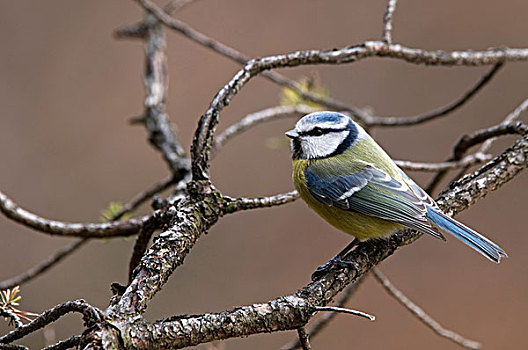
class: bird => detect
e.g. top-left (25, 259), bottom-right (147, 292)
top-left (285, 111), bottom-right (507, 278)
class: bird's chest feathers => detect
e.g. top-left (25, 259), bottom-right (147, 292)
top-left (291, 143), bottom-right (403, 239)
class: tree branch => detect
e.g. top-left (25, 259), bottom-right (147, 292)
top-left (106, 182), bottom-right (224, 317)
top-left (0, 300), bottom-right (103, 344)
top-left (0, 239), bottom-right (88, 290)
top-left (373, 268), bottom-right (481, 349)
top-left (281, 276), bottom-right (367, 350)
top-left (129, 0), bottom-right (372, 122)
top-left (0, 191), bottom-right (151, 238)
top-left (222, 191), bottom-right (299, 214)
top-left (382, 0), bottom-right (398, 44)
top-left (213, 105), bottom-right (317, 153)
top-left (394, 153), bottom-right (491, 172)
top-left (191, 43), bottom-right (525, 180)
top-left (134, 12), bottom-right (190, 177)
top-left (368, 63), bottom-right (503, 126)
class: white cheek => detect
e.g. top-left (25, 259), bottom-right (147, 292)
top-left (302, 131), bottom-right (348, 159)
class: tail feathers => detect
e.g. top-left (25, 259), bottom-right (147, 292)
top-left (425, 207), bottom-right (508, 263)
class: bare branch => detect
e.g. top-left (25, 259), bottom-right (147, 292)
top-left (0, 174), bottom-right (174, 289)
top-left (222, 191), bottom-right (299, 214)
top-left (106, 185), bottom-right (224, 317)
top-left (191, 44), bottom-right (525, 180)
top-left (382, 0), bottom-right (398, 44)
top-left (0, 239), bottom-right (88, 290)
top-left (313, 306), bottom-right (375, 321)
top-left (0, 300), bottom-right (103, 345)
top-left (130, 0), bottom-right (371, 123)
top-left (0, 191), bottom-right (150, 238)
top-left (427, 118), bottom-right (528, 192)
top-left (112, 174), bottom-right (177, 220)
top-left (282, 276), bottom-right (366, 350)
top-left (134, 12), bottom-right (190, 177)
top-left (394, 152), bottom-right (491, 172)
top-left (479, 98), bottom-right (528, 153)
top-left (295, 328), bottom-right (311, 350)
top-left (213, 105), bottom-right (317, 152)
top-left (373, 268), bottom-right (481, 349)
top-left (454, 121), bottom-right (528, 159)
top-left (369, 63), bottom-right (503, 126)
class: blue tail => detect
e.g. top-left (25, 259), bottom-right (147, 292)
top-left (425, 206), bottom-right (507, 263)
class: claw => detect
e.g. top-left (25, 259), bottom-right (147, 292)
top-left (311, 256), bottom-right (358, 281)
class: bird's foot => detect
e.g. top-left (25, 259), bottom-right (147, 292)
top-left (311, 256), bottom-right (358, 281)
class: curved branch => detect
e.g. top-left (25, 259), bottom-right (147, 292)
top-left (191, 43), bottom-right (527, 180)
top-left (213, 105), bottom-right (317, 153)
top-left (130, 0), bottom-right (371, 122)
top-left (394, 153), bottom-right (491, 172)
top-left (368, 63), bottom-right (503, 126)
top-left (0, 239), bottom-right (88, 290)
top-left (0, 191), bottom-right (150, 238)
top-left (373, 268), bottom-right (481, 349)
top-left (0, 300), bottom-right (103, 344)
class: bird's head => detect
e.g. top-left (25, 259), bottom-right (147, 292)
top-left (285, 111), bottom-right (362, 160)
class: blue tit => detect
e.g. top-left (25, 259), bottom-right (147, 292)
top-left (285, 111), bottom-right (507, 270)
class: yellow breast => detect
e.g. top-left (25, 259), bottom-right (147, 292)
top-left (292, 156), bottom-right (403, 241)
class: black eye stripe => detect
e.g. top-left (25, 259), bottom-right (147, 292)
top-left (300, 127), bottom-right (342, 136)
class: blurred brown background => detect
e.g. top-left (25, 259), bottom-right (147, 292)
top-left (1, 0), bottom-right (527, 349)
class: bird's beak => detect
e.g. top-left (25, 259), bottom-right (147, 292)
top-left (285, 129), bottom-right (299, 139)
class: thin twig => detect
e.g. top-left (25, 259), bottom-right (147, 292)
top-left (42, 335), bottom-right (81, 350)
top-left (373, 268), bottom-right (481, 349)
top-left (313, 306), bottom-right (375, 321)
top-left (112, 174), bottom-right (176, 220)
top-left (0, 300), bottom-right (103, 344)
top-left (0, 174), bottom-right (174, 289)
top-left (191, 41), bottom-right (526, 180)
top-left (129, 0), bottom-right (372, 123)
top-left (382, 0), bottom-right (398, 44)
top-left (369, 63), bottom-right (503, 126)
top-left (479, 98), bottom-right (528, 153)
top-left (222, 191), bottom-right (299, 214)
top-left (129, 0), bottom-right (508, 130)
top-left (213, 105), bottom-right (316, 152)
top-left (394, 152), bottom-right (491, 172)
top-left (0, 191), bottom-right (149, 238)
top-left (295, 328), bottom-right (311, 350)
top-left (282, 276), bottom-right (367, 350)
top-left (0, 239), bottom-right (88, 290)
top-left (427, 118), bottom-right (528, 193)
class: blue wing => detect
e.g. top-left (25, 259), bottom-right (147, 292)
top-left (305, 164), bottom-right (445, 240)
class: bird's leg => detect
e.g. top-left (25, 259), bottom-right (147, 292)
top-left (311, 239), bottom-right (360, 281)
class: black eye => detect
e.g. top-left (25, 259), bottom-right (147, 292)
top-left (311, 127), bottom-right (324, 136)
